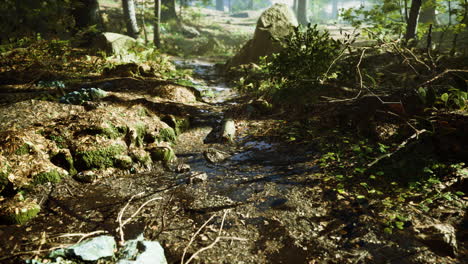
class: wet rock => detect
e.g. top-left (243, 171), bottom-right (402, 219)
top-left (226, 4), bottom-right (298, 69)
top-left (204, 148), bottom-right (230, 163)
top-left (168, 162), bottom-right (191, 173)
top-left (50, 235), bottom-right (116, 261)
top-left (0, 195), bottom-right (40, 225)
top-left (221, 118), bottom-right (236, 143)
top-left (186, 171), bottom-right (208, 184)
top-left (74, 170), bottom-right (98, 183)
top-left (415, 223), bottom-right (458, 257)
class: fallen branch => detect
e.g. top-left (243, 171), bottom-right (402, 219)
top-left (181, 210), bottom-right (247, 264)
top-left (116, 192), bottom-right (161, 245)
top-left (418, 69), bottom-right (468, 88)
top-left (367, 129), bottom-right (428, 168)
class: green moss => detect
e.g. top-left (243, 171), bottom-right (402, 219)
top-left (33, 170), bottom-right (64, 185)
top-left (115, 155), bottom-right (133, 169)
top-left (88, 122), bottom-right (128, 139)
top-left (130, 151), bottom-right (152, 165)
top-left (0, 202), bottom-right (40, 225)
top-left (157, 127), bottom-right (177, 144)
top-left (75, 144), bottom-right (126, 170)
top-left (134, 123), bottom-right (147, 147)
top-left (49, 135), bottom-right (67, 148)
top-left (15, 144), bottom-right (32, 155)
top-left (150, 147), bottom-right (176, 164)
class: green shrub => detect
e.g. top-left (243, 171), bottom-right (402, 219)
top-left (238, 24), bottom-right (344, 105)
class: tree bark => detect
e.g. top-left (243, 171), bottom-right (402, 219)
top-left (72, 0), bottom-right (102, 30)
top-left (405, 0), bottom-right (423, 41)
top-left (122, 0), bottom-right (139, 38)
top-left (331, 0), bottom-right (338, 19)
top-left (419, 0), bottom-right (437, 24)
top-left (297, 0), bottom-right (309, 25)
top-left (216, 0), bottom-right (224, 11)
top-left (154, 0), bottom-right (161, 48)
top-left (162, 0), bottom-right (178, 21)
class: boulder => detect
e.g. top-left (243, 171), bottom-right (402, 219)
top-left (93, 32), bottom-right (137, 56)
top-left (415, 223), bottom-right (458, 257)
top-left (226, 4), bottom-right (298, 69)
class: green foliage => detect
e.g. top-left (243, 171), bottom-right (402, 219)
top-left (75, 145), bottom-right (126, 170)
top-left (238, 24), bottom-right (345, 105)
top-left (32, 170), bottom-right (64, 185)
top-left (0, 0), bottom-right (74, 42)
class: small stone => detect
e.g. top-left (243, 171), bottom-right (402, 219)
top-left (186, 172), bottom-right (208, 184)
top-left (204, 148), bottom-right (230, 163)
top-left (74, 170), bottom-right (98, 183)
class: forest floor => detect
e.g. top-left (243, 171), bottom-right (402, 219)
top-left (0, 5), bottom-right (467, 264)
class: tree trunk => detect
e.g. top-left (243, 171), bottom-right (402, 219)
top-left (419, 0), bottom-right (437, 24)
top-left (216, 0), bottom-right (224, 11)
top-left (293, 0), bottom-right (298, 16)
top-left (72, 0), bottom-right (102, 30)
top-left (297, 0), bottom-right (309, 25)
top-left (162, 0), bottom-right (178, 21)
top-left (154, 0), bottom-right (161, 48)
top-left (331, 0), bottom-right (338, 19)
top-left (405, 0), bottom-right (423, 41)
top-left (248, 0), bottom-right (253, 10)
top-left (122, 0), bottom-right (139, 38)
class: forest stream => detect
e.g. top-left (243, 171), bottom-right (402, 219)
top-left (1, 60), bottom-right (464, 264)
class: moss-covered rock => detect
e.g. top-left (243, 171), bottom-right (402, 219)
top-left (15, 143), bottom-right (33, 155)
top-left (148, 146), bottom-right (176, 164)
top-left (156, 127), bottom-right (177, 144)
top-left (50, 149), bottom-right (77, 176)
top-left (0, 197), bottom-right (40, 225)
top-left (126, 123), bottom-right (147, 148)
top-left (75, 144), bottom-right (126, 171)
top-left (162, 115), bottom-right (190, 136)
top-left (129, 148), bottom-right (152, 165)
top-left (115, 155), bottom-right (133, 169)
top-left (88, 122), bottom-right (128, 139)
top-left (32, 169), bottom-right (66, 185)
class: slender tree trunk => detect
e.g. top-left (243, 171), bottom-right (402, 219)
top-left (154, 0), bottom-right (161, 48)
top-left (297, 0), bottom-right (309, 25)
top-left (162, 0), bottom-right (178, 21)
top-left (293, 0), bottom-right (298, 16)
top-left (248, 0), bottom-right (253, 10)
top-left (405, 0), bottom-right (423, 41)
top-left (216, 0), bottom-right (224, 11)
top-left (419, 0), bottom-right (437, 24)
top-left (122, 0), bottom-right (139, 38)
top-left (331, 0), bottom-right (338, 19)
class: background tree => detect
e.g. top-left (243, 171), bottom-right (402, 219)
top-left (122, 0), bottom-right (140, 38)
top-left (154, 0), bottom-right (162, 48)
top-left (297, 0), bottom-right (309, 25)
top-left (405, 0), bottom-right (423, 40)
top-left (71, 0), bottom-right (102, 30)
top-left (216, 0), bottom-right (224, 11)
top-left (162, 0), bottom-right (178, 21)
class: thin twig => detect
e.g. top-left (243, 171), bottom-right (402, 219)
top-left (418, 69), bottom-right (468, 88)
top-left (181, 214), bottom-right (216, 264)
top-left (116, 192), bottom-right (161, 245)
top-left (183, 210), bottom-right (247, 264)
top-left (367, 129), bottom-right (427, 168)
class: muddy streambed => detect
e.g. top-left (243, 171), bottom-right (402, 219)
top-left (0, 61), bottom-right (462, 264)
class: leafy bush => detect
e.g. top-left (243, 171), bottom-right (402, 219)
top-left (238, 24), bottom-right (344, 105)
